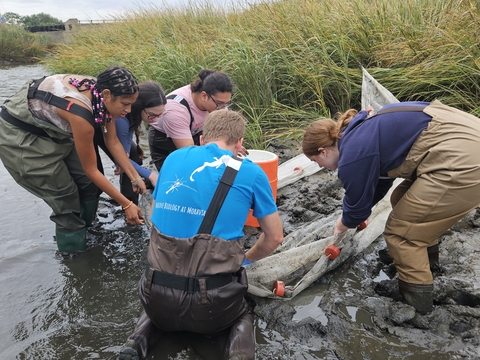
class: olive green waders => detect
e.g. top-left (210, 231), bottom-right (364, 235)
top-left (0, 80), bottom-right (99, 252)
top-left (385, 100), bottom-right (480, 313)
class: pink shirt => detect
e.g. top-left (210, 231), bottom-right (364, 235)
top-left (150, 84), bottom-right (208, 139)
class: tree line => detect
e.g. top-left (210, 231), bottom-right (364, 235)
top-left (1, 12), bottom-right (63, 28)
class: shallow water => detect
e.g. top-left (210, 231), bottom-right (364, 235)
top-left (2, 64), bottom-right (476, 360)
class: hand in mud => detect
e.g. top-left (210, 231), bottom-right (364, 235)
top-left (334, 217), bottom-right (349, 235)
top-left (125, 203), bottom-right (145, 225)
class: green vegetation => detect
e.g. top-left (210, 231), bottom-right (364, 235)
top-left (0, 24), bottom-right (50, 62)
top-left (43, 0), bottom-right (480, 148)
top-left (2, 12), bottom-right (63, 27)
top-left (21, 13), bottom-right (63, 28)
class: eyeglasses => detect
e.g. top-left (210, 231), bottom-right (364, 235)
top-left (207, 93), bottom-right (231, 109)
top-left (143, 109), bottom-right (164, 120)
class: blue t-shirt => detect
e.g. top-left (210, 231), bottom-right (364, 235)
top-left (115, 117), bottom-right (151, 179)
top-left (338, 102), bottom-right (432, 228)
top-left (151, 143), bottom-right (278, 240)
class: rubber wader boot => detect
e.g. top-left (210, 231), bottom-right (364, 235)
top-left (398, 279), bottom-right (433, 315)
top-left (118, 339), bottom-right (139, 360)
top-left (427, 244), bottom-right (439, 268)
top-left (224, 311), bottom-right (255, 360)
top-left (80, 199), bottom-right (98, 228)
top-left (56, 228), bottom-right (87, 253)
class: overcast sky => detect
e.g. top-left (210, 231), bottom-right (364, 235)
top-left (0, 0), bottom-right (260, 22)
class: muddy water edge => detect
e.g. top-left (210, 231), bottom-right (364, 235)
top-left (1, 64), bottom-right (479, 360)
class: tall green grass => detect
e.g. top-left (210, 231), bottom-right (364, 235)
top-left (44, 0), bottom-right (480, 148)
top-left (0, 25), bottom-right (50, 62)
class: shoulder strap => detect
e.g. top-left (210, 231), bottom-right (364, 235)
top-left (27, 77), bottom-right (96, 127)
top-left (166, 94), bottom-right (195, 129)
top-left (198, 156), bottom-right (243, 234)
top-left (375, 104), bottom-right (427, 116)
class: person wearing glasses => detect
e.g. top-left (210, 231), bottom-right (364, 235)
top-left (96, 81), bottom-right (166, 205)
top-left (148, 69), bottom-right (233, 171)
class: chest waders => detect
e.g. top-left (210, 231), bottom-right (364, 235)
top-left (127, 156), bottom-right (255, 359)
top-left (373, 103), bottom-right (439, 314)
top-left (148, 94), bottom-right (201, 171)
top-left (0, 77), bottom-right (99, 253)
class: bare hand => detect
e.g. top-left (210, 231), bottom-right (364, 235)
top-left (125, 203), bottom-right (145, 225)
top-left (132, 179), bottom-right (146, 194)
top-left (334, 217), bottom-right (349, 235)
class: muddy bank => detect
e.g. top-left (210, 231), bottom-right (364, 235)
top-left (240, 141), bottom-right (480, 360)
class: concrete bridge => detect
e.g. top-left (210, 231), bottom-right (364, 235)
top-left (27, 18), bottom-right (116, 44)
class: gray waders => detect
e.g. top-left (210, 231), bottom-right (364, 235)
top-left (0, 78), bottom-right (99, 253)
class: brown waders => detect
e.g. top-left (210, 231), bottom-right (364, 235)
top-left (121, 155), bottom-right (255, 359)
top-left (125, 228), bottom-right (253, 359)
top-left (385, 100), bottom-right (480, 314)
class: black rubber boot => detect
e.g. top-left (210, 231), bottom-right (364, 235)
top-left (398, 279), bottom-right (433, 315)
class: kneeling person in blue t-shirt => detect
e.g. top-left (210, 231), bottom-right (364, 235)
top-left (120, 109), bottom-right (284, 360)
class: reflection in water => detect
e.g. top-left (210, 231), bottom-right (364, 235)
top-left (292, 295), bottom-right (328, 325)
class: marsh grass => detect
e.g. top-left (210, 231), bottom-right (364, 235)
top-left (44, 0), bottom-right (480, 148)
top-left (0, 25), bottom-right (50, 62)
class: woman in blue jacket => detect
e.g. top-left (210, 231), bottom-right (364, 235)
top-left (96, 81), bottom-right (166, 204)
top-left (302, 100), bottom-right (480, 314)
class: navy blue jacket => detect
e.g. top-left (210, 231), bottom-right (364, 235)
top-left (338, 102), bottom-right (432, 228)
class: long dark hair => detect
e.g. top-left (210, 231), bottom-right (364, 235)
top-left (126, 80), bottom-right (166, 159)
top-left (190, 69), bottom-right (233, 95)
top-left (127, 81), bottom-right (166, 130)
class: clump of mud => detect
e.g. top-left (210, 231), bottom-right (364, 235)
top-left (242, 141), bottom-right (480, 359)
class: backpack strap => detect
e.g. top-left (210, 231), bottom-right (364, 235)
top-left (27, 76), bottom-right (96, 127)
top-left (166, 94), bottom-right (194, 130)
top-left (198, 156), bottom-right (243, 234)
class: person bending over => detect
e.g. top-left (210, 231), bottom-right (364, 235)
top-left (0, 66), bottom-right (146, 254)
top-left (302, 100), bottom-right (480, 314)
top-left (96, 80), bottom-right (166, 204)
top-left (148, 69), bottom-right (233, 171)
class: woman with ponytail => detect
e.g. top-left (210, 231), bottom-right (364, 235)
top-left (148, 69), bottom-right (234, 171)
top-left (302, 101), bottom-right (480, 315)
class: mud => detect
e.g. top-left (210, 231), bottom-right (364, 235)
top-left (241, 140), bottom-right (480, 360)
